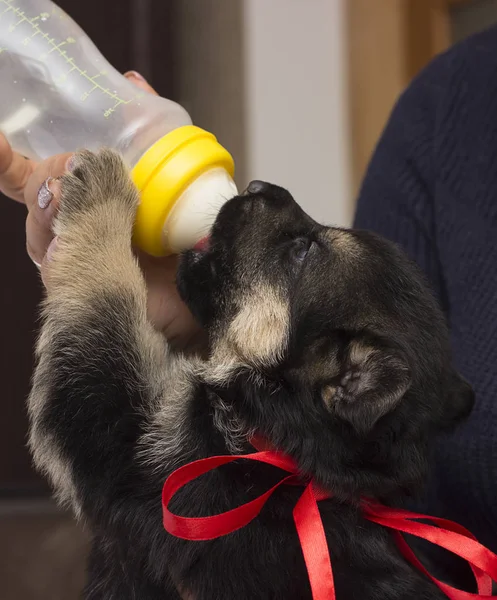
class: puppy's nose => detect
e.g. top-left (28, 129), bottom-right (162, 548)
top-left (243, 180), bottom-right (270, 195)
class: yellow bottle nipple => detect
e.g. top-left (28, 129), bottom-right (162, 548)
top-left (131, 125), bottom-right (235, 257)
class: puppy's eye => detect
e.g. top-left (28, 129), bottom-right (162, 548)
top-left (290, 238), bottom-right (312, 262)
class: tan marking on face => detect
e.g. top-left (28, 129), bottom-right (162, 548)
top-left (229, 284), bottom-right (289, 363)
top-left (324, 228), bottom-right (362, 256)
top-left (207, 282), bottom-right (290, 383)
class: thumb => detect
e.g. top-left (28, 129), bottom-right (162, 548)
top-left (124, 71), bottom-right (159, 96)
top-left (0, 131), bottom-right (37, 203)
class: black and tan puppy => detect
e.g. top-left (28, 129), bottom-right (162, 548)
top-left (28, 150), bottom-right (473, 599)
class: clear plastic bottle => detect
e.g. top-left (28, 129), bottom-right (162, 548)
top-left (0, 0), bottom-right (238, 255)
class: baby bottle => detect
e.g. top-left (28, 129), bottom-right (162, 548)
top-left (0, 0), bottom-right (238, 256)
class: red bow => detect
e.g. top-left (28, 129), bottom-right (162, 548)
top-left (162, 444), bottom-right (497, 600)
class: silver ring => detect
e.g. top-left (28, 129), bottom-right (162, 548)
top-left (37, 176), bottom-right (58, 210)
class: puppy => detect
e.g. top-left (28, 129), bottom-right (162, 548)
top-left (28, 150), bottom-right (474, 600)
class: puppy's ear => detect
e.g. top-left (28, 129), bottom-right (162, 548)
top-left (439, 371), bottom-right (474, 431)
top-left (321, 334), bottom-right (411, 434)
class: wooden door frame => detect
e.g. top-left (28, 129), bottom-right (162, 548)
top-left (347, 0), bottom-right (472, 194)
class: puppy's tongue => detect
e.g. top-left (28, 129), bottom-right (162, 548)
top-left (194, 236), bottom-right (210, 252)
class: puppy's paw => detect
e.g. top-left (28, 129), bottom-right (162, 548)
top-left (54, 149), bottom-right (139, 239)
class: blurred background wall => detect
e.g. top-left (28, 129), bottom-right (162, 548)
top-left (242, 0), bottom-right (352, 226)
top-left (172, 0), bottom-right (352, 226)
top-left (1, 0), bottom-right (497, 598)
top-left (348, 0), bottom-right (497, 195)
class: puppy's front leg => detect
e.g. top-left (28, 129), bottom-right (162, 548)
top-left (28, 150), bottom-right (173, 521)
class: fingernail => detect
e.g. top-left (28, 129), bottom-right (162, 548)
top-left (66, 155), bottom-right (76, 172)
top-left (46, 236), bottom-right (58, 262)
top-left (124, 70), bottom-right (146, 82)
top-left (38, 176), bottom-right (56, 209)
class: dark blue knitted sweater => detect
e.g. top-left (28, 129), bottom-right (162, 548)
top-left (353, 27), bottom-right (497, 553)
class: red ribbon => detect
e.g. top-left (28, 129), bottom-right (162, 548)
top-left (162, 444), bottom-right (497, 600)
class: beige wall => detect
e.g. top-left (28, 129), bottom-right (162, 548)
top-left (171, 0), bottom-right (247, 188)
top-left (172, 0), bottom-right (353, 227)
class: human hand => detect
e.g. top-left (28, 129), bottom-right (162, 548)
top-left (0, 71), bottom-right (203, 350)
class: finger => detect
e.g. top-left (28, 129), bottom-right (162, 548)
top-left (0, 132), bottom-right (37, 203)
top-left (26, 177), bottom-right (61, 266)
top-left (124, 71), bottom-right (159, 96)
top-left (23, 152), bottom-right (72, 211)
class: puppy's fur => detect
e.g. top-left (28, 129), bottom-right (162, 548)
top-left (28, 150), bottom-right (474, 599)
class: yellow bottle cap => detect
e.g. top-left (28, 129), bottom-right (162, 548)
top-left (131, 125), bottom-right (235, 257)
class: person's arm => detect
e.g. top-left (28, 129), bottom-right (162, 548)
top-left (353, 61), bottom-right (448, 313)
